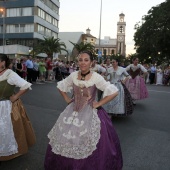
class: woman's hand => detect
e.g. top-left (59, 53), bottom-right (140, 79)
top-left (93, 101), bottom-right (100, 109)
top-left (10, 95), bottom-right (18, 103)
top-left (121, 80), bottom-right (125, 84)
top-left (65, 97), bottom-right (72, 104)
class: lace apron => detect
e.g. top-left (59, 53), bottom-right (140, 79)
top-left (48, 84), bottom-right (101, 159)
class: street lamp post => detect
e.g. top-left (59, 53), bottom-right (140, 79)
top-left (98, 0), bottom-right (102, 63)
top-left (0, 8), bottom-right (5, 54)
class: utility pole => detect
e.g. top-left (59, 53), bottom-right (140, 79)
top-left (98, 0), bottom-right (102, 63)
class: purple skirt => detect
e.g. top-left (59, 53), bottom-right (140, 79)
top-left (44, 108), bottom-right (123, 170)
top-left (125, 76), bottom-right (148, 100)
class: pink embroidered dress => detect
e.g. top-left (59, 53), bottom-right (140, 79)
top-left (125, 64), bottom-right (148, 100)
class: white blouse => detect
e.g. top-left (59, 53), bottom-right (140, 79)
top-left (0, 69), bottom-right (32, 90)
top-left (126, 64), bottom-right (147, 73)
top-left (57, 71), bottom-right (118, 98)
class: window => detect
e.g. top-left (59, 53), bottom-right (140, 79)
top-left (119, 26), bottom-right (123, 33)
top-left (46, 13), bottom-right (52, 23)
top-left (40, 0), bottom-right (59, 14)
top-left (0, 25), bottom-right (3, 33)
top-left (38, 24), bottom-right (45, 35)
top-left (52, 18), bottom-right (58, 27)
top-left (103, 49), bottom-right (107, 55)
top-left (7, 8), bottom-right (19, 17)
top-left (46, 28), bottom-right (51, 37)
top-left (15, 24), bottom-right (19, 33)
top-left (20, 24), bottom-right (25, 33)
top-left (6, 25), bottom-right (14, 33)
top-left (38, 8), bottom-right (45, 19)
top-left (25, 24), bottom-right (34, 32)
top-left (6, 24), bottom-right (34, 33)
top-left (22, 7), bottom-right (33, 16)
top-left (7, 7), bottom-right (33, 17)
top-left (52, 32), bottom-right (58, 38)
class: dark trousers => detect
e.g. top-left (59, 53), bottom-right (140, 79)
top-left (149, 73), bottom-right (155, 84)
top-left (32, 70), bottom-right (39, 82)
top-left (27, 68), bottom-right (33, 83)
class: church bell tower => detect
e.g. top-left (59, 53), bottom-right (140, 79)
top-left (116, 13), bottom-right (126, 56)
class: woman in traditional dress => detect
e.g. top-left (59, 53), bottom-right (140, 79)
top-left (156, 66), bottom-right (163, 85)
top-left (44, 51), bottom-right (123, 170)
top-left (0, 54), bottom-right (36, 161)
top-left (103, 59), bottom-right (133, 117)
top-left (125, 57), bottom-right (148, 104)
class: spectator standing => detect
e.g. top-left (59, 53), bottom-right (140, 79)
top-left (47, 58), bottom-right (53, 81)
top-left (156, 66), bottom-right (163, 85)
top-left (32, 58), bottom-right (39, 82)
top-left (25, 56), bottom-right (33, 83)
top-left (38, 59), bottom-right (46, 82)
top-left (149, 64), bottom-right (157, 84)
top-left (163, 65), bottom-right (170, 85)
top-left (22, 57), bottom-right (27, 80)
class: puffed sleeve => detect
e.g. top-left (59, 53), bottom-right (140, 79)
top-left (125, 64), bottom-right (131, 71)
top-left (57, 72), bottom-right (74, 93)
top-left (139, 64), bottom-right (147, 73)
top-left (95, 73), bottom-right (118, 98)
top-left (8, 71), bottom-right (32, 90)
top-left (122, 68), bottom-right (130, 77)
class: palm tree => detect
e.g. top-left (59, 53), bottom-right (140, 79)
top-left (32, 37), bottom-right (67, 59)
top-left (70, 41), bottom-right (95, 58)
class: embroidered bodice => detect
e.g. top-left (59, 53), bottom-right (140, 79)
top-left (129, 67), bottom-right (141, 79)
top-left (126, 64), bottom-right (147, 79)
top-left (0, 80), bottom-right (15, 101)
top-left (73, 84), bottom-right (97, 112)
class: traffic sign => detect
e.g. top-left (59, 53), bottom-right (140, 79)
top-left (98, 50), bottom-right (102, 58)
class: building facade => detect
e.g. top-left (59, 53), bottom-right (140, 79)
top-left (95, 13), bottom-right (126, 57)
top-left (0, 0), bottom-right (60, 57)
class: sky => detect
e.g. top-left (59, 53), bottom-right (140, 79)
top-left (59, 0), bottom-right (166, 55)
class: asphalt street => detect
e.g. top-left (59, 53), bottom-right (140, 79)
top-left (1, 82), bottom-right (170, 170)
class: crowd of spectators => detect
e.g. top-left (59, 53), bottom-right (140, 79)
top-left (9, 56), bottom-right (170, 86)
top-left (10, 56), bottom-right (79, 83)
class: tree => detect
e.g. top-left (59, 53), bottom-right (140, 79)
top-left (32, 37), bottom-right (67, 59)
top-left (70, 41), bottom-right (95, 57)
top-left (134, 0), bottom-right (170, 64)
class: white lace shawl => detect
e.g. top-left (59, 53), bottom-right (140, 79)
top-left (57, 71), bottom-right (118, 98)
top-left (0, 69), bottom-right (32, 90)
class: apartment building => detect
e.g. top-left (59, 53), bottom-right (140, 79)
top-left (0, 0), bottom-right (60, 57)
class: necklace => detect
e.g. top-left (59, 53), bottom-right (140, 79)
top-left (80, 70), bottom-right (90, 81)
top-left (0, 68), bottom-right (6, 74)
